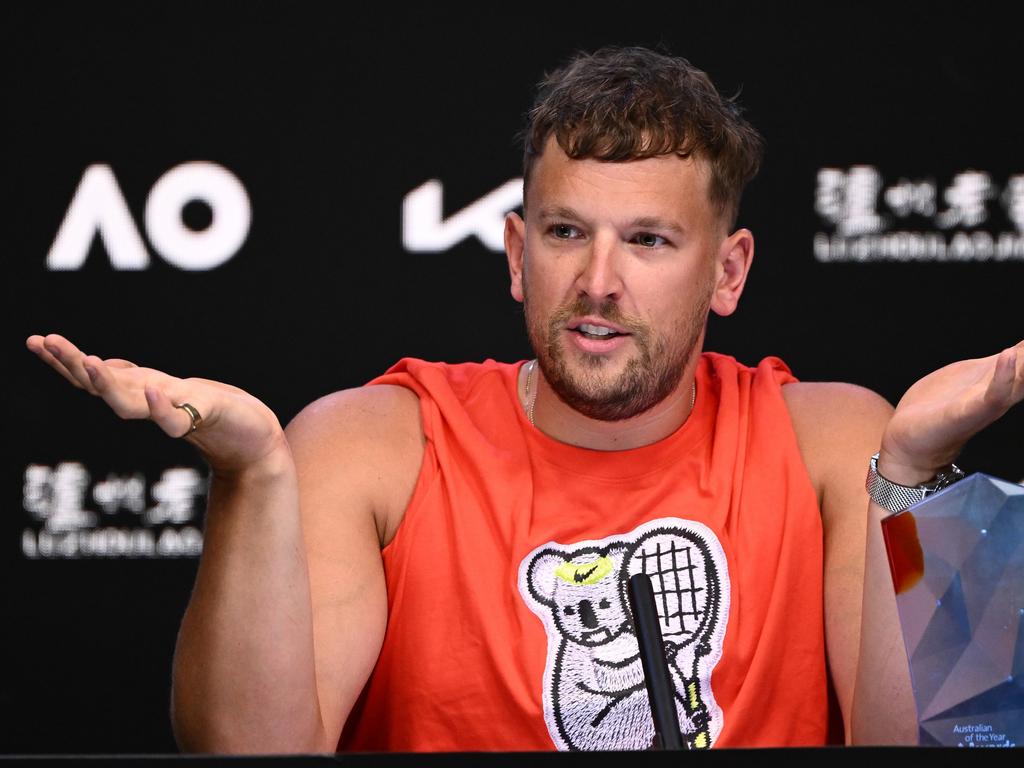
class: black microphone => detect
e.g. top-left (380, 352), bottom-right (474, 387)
top-left (627, 572), bottom-right (687, 750)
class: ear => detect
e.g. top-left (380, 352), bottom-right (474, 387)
top-left (606, 542), bottom-right (630, 568)
top-left (710, 228), bottom-right (754, 317)
top-left (527, 550), bottom-right (564, 606)
top-left (505, 211), bottom-right (526, 303)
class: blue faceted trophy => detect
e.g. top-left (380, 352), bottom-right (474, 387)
top-left (881, 473), bottom-right (1024, 747)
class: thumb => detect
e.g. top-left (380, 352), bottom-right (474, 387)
top-left (145, 385), bottom-right (194, 438)
top-left (983, 348), bottom-right (1020, 412)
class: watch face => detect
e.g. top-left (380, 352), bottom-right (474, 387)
top-left (935, 468), bottom-right (965, 492)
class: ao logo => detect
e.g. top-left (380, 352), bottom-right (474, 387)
top-left (47, 162), bottom-right (251, 271)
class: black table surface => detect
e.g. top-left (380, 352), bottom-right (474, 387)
top-left (3, 748), bottom-right (1021, 766)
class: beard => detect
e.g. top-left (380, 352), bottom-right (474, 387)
top-left (523, 287), bottom-right (710, 422)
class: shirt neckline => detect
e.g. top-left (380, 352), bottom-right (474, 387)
top-left (502, 356), bottom-right (714, 480)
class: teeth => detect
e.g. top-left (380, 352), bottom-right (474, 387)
top-left (578, 323), bottom-right (615, 336)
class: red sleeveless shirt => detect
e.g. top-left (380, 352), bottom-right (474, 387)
top-left (339, 353), bottom-right (826, 750)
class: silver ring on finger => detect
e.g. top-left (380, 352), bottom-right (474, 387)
top-left (175, 402), bottom-right (203, 436)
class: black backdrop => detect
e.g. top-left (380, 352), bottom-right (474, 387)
top-left (4, 2), bottom-right (1023, 754)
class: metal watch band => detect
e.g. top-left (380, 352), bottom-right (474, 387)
top-left (865, 452), bottom-right (966, 514)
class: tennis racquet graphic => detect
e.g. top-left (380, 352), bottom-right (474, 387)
top-left (622, 527), bottom-right (723, 748)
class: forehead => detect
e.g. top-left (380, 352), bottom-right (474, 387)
top-left (525, 137), bottom-right (717, 230)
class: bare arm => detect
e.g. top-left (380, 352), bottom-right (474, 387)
top-left (284, 384), bottom-right (423, 747)
top-left (174, 384), bottom-right (422, 752)
top-left (26, 334), bottom-right (422, 753)
top-left (171, 445), bottom-right (328, 751)
top-left (854, 341), bottom-right (1024, 743)
top-left (787, 341), bottom-right (1024, 745)
top-left (785, 382), bottom-right (908, 744)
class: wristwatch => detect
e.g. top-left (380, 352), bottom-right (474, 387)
top-left (865, 452), bottom-right (965, 514)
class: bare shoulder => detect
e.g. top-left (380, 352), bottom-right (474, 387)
top-left (287, 383), bottom-right (422, 448)
top-left (285, 384), bottom-right (424, 546)
top-left (781, 381), bottom-right (894, 499)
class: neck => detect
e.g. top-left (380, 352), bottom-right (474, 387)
top-left (520, 357), bottom-right (700, 451)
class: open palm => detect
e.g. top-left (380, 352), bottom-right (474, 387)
top-left (26, 333), bottom-right (288, 475)
top-left (882, 340), bottom-right (1024, 475)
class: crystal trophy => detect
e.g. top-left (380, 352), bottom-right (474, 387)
top-left (881, 473), bottom-right (1024, 747)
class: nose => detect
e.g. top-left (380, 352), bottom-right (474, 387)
top-left (578, 600), bottom-right (599, 629)
top-left (574, 234), bottom-right (623, 302)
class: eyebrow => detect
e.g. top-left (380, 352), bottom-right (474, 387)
top-left (536, 206), bottom-right (686, 235)
top-left (537, 206), bottom-right (585, 222)
top-left (630, 216), bottom-right (686, 235)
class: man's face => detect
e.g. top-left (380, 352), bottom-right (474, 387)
top-left (508, 138), bottom-right (726, 422)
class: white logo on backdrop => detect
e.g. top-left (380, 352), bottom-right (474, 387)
top-left (47, 162), bottom-right (251, 271)
top-left (402, 178), bottom-right (522, 252)
top-left (22, 462), bottom-right (206, 559)
top-left (814, 166), bottom-right (1024, 262)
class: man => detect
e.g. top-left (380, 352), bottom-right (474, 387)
top-left (27, 46), bottom-right (1023, 751)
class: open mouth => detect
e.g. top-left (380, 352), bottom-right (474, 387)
top-left (581, 627), bottom-right (613, 643)
top-left (569, 322), bottom-right (630, 341)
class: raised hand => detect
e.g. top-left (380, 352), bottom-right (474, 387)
top-left (26, 333), bottom-right (289, 476)
top-left (879, 340), bottom-right (1024, 483)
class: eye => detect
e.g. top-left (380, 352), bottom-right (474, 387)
top-left (550, 223), bottom-right (581, 240)
top-left (598, 598), bottom-right (611, 609)
top-left (563, 605), bottom-right (576, 616)
top-left (632, 232), bottom-right (667, 248)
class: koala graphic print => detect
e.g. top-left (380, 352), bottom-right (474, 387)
top-left (518, 517), bottom-right (729, 751)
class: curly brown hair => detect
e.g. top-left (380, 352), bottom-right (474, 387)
top-left (521, 46), bottom-right (765, 231)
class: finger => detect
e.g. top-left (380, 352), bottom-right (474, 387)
top-left (81, 355), bottom-right (114, 395)
top-left (104, 359), bottom-right (137, 369)
top-left (145, 385), bottom-right (195, 439)
top-left (27, 334), bottom-right (86, 390)
top-left (80, 356), bottom-right (147, 419)
top-left (42, 333), bottom-right (99, 394)
top-left (91, 359), bottom-right (183, 421)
